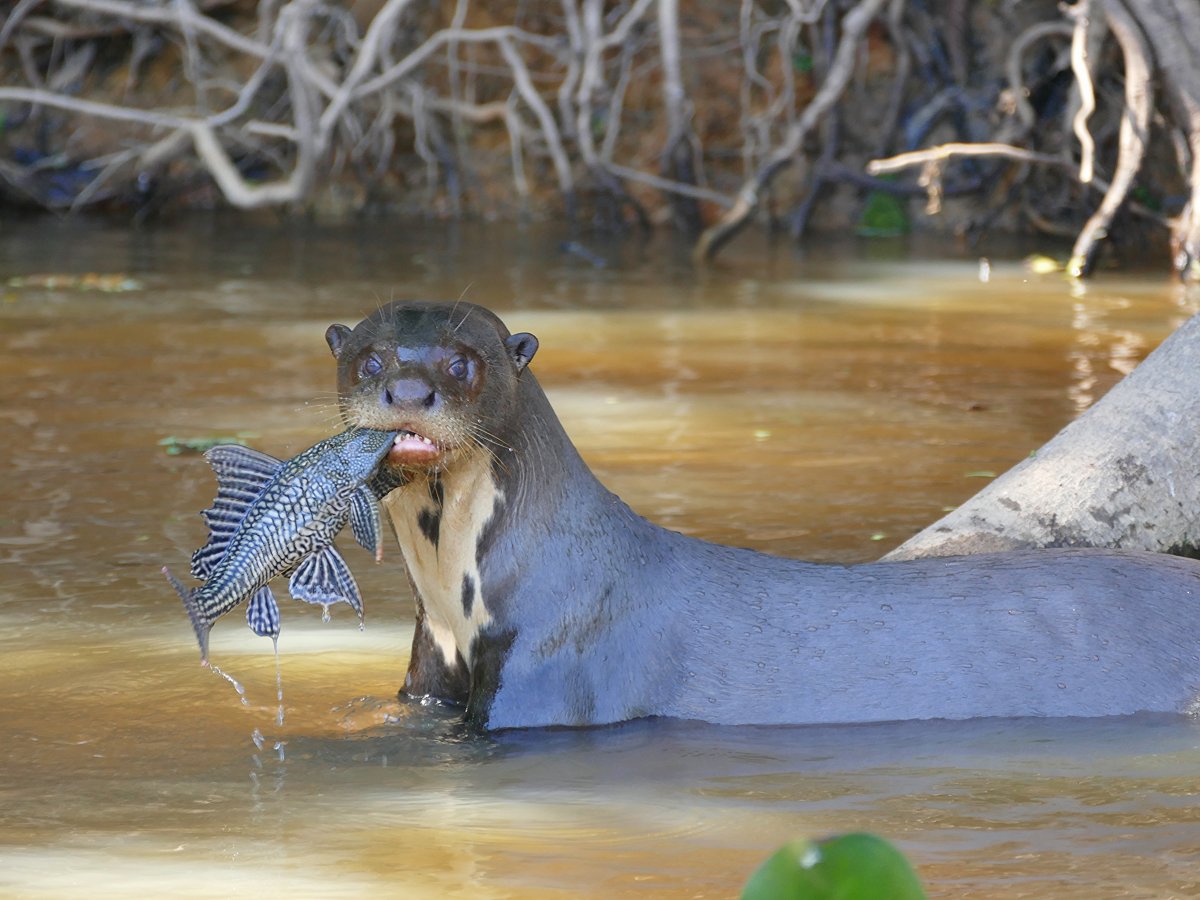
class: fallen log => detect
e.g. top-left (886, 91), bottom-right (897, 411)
top-left (885, 311), bottom-right (1200, 560)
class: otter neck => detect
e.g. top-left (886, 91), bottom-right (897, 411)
top-left (386, 453), bottom-right (501, 670)
top-left (385, 372), bottom-right (644, 679)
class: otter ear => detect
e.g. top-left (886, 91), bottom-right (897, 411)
top-left (505, 332), bottom-right (538, 372)
top-left (325, 324), bottom-right (352, 359)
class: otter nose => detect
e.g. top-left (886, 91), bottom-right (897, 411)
top-left (382, 377), bottom-right (439, 412)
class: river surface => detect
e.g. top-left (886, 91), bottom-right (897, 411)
top-left (1, 217), bottom-right (1199, 898)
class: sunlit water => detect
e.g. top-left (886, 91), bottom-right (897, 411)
top-left (1, 217), bottom-right (1199, 898)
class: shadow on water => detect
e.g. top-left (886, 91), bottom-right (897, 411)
top-left (2, 216), bottom-right (1200, 897)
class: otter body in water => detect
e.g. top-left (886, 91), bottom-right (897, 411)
top-left (326, 301), bottom-right (1200, 730)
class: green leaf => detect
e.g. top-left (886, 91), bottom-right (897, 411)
top-left (742, 833), bottom-right (926, 900)
top-left (158, 434), bottom-right (253, 456)
top-left (1131, 186), bottom-right (1161, 212)
top-left (856, 191), bottom-right (909, 238)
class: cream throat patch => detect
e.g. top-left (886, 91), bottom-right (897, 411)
top-left (386, 455), bottom-right (500, 668)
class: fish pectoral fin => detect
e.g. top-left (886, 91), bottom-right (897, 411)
top-left (288, 547), bottom-right (364, 621)
top-left (367, 465), bottom-right (409, 500)
top-left (246, 585), bottom-right (280, 638)
top-left (349, 486), bottom-right (384, 562)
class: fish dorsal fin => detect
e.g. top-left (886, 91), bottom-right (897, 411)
top-left (288, 546), bottom-right (363, 622)
top-left (203, 445), bottom-right (283, 518)
top-left (350, 486), bottom-right (384, 562)
top-left (190, 444), bottom-right (284, 579)
top-left (246, 585), bottom-right (280, 638)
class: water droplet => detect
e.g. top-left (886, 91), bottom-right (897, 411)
top-left (251, 729), bottom-right (265, 751)
top-left (273, 637), bottom-right (285, 727)
top-left (209, 663), bottom-right (249, 705)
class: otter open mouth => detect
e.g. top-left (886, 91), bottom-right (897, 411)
top-left (388, 428), bottom-right (442, 466)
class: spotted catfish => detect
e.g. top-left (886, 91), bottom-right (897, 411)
top-left (163, 427), bottom-right (407, 664)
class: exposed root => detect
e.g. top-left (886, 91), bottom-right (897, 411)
top-left (1068, 0), bottom-right (1099, 185)
top-left (694, 0), bottom-right (888, 263)
top-left (1, 0), bottom-right (1199, 279)
top-left (1068, 0), bottom-right (1153, 278)
top-left (865, 0), bottom-right (1200, 280)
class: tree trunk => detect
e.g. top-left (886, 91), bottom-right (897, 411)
top-left (885, 311), bottom-right (1200, 561)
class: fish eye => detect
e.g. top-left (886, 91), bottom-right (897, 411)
top-left (447, 356), bottom-right (469, 380)
top-left (359, 353), bottom-right (383, 378)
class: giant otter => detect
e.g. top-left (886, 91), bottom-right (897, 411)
top-left (326, 300), bottom-right (1200, 730)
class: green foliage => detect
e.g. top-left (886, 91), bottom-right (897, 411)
top-left (856, 190), bottom-right (909, 238)
top-left (1131, 186), bottom-right (1161, 212)
top-left (742, 833), bottom-right (926, 900)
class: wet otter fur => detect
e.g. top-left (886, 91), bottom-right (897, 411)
top-left (327, 300), bottom-right (1200, 730)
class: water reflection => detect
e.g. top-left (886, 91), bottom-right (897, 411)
top-left (1, 218), bottom-right (1199, 897)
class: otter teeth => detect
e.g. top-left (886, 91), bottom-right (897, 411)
top-left (395, 430), bottom-right (435, 446)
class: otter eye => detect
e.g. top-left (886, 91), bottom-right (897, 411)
top-left (359, 353), bottom-right (383, 378)
top-left (447, 356), bottom-right (469, 380)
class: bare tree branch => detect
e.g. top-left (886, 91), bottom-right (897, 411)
top-left (1068, 0), bottom-right (1100, 184)
top-left (1068, 0), bottom-right (1154, 277)
top-left (868, 142), bottom-right (1066, 173)
top-left (694, 0), bottom-right (889, 263)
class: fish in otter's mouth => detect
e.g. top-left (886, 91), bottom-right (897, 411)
top-left (164, 426), bottom-right (399, 663)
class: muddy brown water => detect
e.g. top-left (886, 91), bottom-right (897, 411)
top-left (2, 217), bottom-right (1199, 898)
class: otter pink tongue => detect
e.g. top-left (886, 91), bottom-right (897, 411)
top-left (388, 429), bottom-right (440, 464)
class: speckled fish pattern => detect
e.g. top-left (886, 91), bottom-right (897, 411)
top-left (163, 427), bottom-right (399, 663)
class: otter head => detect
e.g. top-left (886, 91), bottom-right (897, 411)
top-left (325, 301), bottom-right (538, 473)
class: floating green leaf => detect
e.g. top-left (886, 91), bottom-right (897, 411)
top-left (742, 833), bottom-right (926, 900)
top-left (158, 434), bottom-right (254, 456)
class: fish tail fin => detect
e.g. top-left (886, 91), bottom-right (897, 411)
top-left (162, 566), bottom-right (212, 666)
